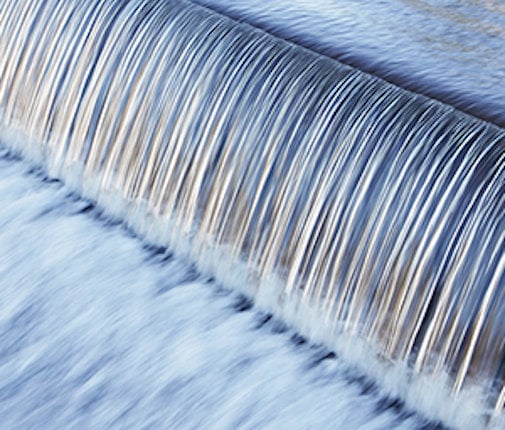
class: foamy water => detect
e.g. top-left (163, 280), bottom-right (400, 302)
top-left (1, 120), bottom-right (501, 429)
top-left (0, 1), bottom-right (503, 428)
top-left (0, 144), bottom-right (442, 429)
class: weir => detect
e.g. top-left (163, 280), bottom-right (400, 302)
top-left (0, 0), bottom-right (504, 426)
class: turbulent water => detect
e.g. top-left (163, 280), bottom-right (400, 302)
top-left (0, 0), bottom-right (504, 429)
top-left (0, 146), bottom-right (441, 429)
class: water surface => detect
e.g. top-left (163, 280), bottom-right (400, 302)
top-left (193, 0), bottom-right (505, 126)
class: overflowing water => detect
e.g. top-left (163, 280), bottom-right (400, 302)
top-left (0, 0), bottom-right (504, 428)
top-left (193, 0), bottom-right (505, 127)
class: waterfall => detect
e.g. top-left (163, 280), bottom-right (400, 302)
top-left (1, 0), bottom-right (503, 426)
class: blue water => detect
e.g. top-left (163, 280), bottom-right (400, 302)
top-left (0, 1), bottom-right (503, 428)
top-left (193, 0), bottom-right (505, 127)
top-left (0, 146), bottom-right (438, 429)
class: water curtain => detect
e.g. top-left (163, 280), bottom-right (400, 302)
top-left (1, 0), bottom-right (503, 420)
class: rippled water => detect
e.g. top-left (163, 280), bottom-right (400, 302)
top-left (193, 0), bottom-right (505, 127)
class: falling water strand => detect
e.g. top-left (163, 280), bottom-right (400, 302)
top-left (0, 0), bottom-right (503, 426)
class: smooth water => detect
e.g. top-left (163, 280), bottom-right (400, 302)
top-left (193, 0), bottom-right (505, 127)
top-left (0, 0), bottom-right (504, 428)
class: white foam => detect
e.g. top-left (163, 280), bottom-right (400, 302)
top-left (0, 137), bottom-right (426, 429)
top-left (1, 116), bottom-right (501, 429)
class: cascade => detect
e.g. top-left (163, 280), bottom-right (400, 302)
top-left (1, 0), bottom-right (503, 425)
